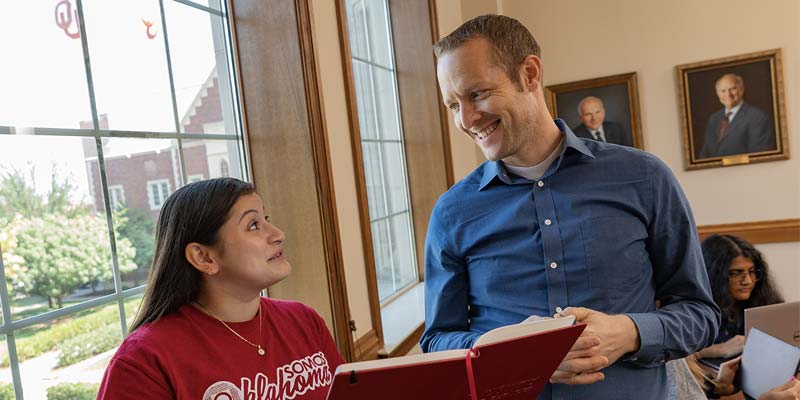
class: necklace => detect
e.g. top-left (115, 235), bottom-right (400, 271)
top-left (195, 301), bottom-right (265, 356)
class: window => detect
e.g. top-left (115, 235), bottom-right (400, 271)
top-left (108, 185), bottom-right (126, 210)
top-left (345, 0), bottom-right (417, 302)
top-left (188, 174), bottom-right (205, 183)
top-left (220, 159), bottom-right (230, 177)
top-left (147, 179), bottom-right (172, 210)
top-left (340, 0), bottom-right (451, 357)
top-left (0, 0), bottom-right (247, 396)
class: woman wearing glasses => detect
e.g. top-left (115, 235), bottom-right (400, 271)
top-left (697, 234), bottom-right (784, 360)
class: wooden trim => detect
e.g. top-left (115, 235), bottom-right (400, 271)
top-left (697, 219), bottom-right (800, 244)
top-left (388, 323), bottom-right (424, 358)
top-left (353, 329), bottom-right (382, 361)
top-left (335, 0), bottom-right (448, 360)
top-left (334, 0), bottom-right (385, 347)
top-left (427, 0), bottom-right (455, 188)
top-left (389, 0), bottom-right (450, 284)
top-left (296, 0), bottom-right (354, 361)
top-left (225, 0), bottom-right (254, 182)
top-left (230, 0), bottom-right (354, 361)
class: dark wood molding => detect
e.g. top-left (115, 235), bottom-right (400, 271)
top-left (388, 323), bottom-right (424, 358)
top-left (353, 329), bottom-right (382, 361)
top-left (295, 0), bottom-right (354, 362)
top-left (230, 0), bottom-right (353, 361)
top-left (697, 218), bottom-right (800, 244)
top-left (389, 0), bottom-right (450, 278)
top-left (335, 0), bottom-right (449, 355)
top-left (334, 0), bottom-right (385, 349)
top-left (427, 0), bottom-right (455, 188)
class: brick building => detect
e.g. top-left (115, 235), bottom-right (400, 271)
top-left (84, 70), bottom-right (233, 215)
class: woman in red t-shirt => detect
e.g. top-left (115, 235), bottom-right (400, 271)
top-left (97, 178), bottom-right (344, 400)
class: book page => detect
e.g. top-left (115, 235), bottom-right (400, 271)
top-left (334, 349), bottom-right (468, 374)
top-left (473, 315), bottom-right (575, 347)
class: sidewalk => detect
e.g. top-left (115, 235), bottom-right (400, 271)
top-left (0, 347), bottom-right (115, 399)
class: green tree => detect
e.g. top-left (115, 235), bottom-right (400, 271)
top-left (0, 168), bottom-right (43, 223)
top-left (0, 165), bottom-right (87, 224)
top-left (5, 214), bottom-right (136, 308)
top-left (115, 208), bottom-right (155, 271)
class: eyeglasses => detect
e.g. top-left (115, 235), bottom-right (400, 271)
top-left (728, 268), bottom-right (763, 281)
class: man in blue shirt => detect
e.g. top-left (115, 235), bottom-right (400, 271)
top-left (421, 14), bottom-right (720, 399)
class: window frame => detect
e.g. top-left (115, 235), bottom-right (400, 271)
top-left (336, 0), bottom-right (452, 358)
top-left (187, 174), bottom-right (205, 183)
top-left (344, 0), bottom-right (420, 303)
top-left (108, 184), bottom-right (126, 210)
top-left (146, 179), bottom-right (172, 210)
top-left (0, 1), bottom-right (249, 397)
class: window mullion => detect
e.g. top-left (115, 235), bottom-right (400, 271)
top-left (0, 247), bottom-right (22, 400)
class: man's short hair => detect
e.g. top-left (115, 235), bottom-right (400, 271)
top-left (715, 73), bottom-right (745, 90)
top-left (433, 14), bottom-right (541, 89)
top-left (577, 96), bottom-right (604, 116)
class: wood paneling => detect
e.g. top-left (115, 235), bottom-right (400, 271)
top-left (698, 219), bottom-right (800, 244)
top-left (353, 329), bottom-right (382, 361)
top-left (389, 0), bottom-right (450, 278)
top-left (230, 0), bottom-right (353, 360)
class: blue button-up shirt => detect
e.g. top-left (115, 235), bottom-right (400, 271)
top-left (421, 120), bottom-right (720, 399)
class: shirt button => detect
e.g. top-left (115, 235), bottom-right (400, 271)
top-left (549, 262), bottom-right (558, 269)
top-left (537, 180), bottom-right (544, 187)
top-left (555, 306), bottom-right (563, 313)
top-left (544, 218), bottom-right (552, 226)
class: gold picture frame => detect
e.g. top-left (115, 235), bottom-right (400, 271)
top-left (546, 72), bottom-right (644, 149)
top-left (676, 49), bottom-right (789, 170)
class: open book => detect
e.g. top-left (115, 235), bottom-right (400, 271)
top-left (326, 316), bottom-right (584, 400)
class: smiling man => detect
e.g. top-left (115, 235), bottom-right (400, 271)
top-left (699, 73), bottom-right (775, 158)
top-left (572, 96), bottom-right (633, 147)
top-left (421, 14), bottom-right (719, 399)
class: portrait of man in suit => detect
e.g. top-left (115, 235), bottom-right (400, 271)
top-left (699, 73), bottom-right (776, 158)
top-left (572, 96), bottom-right (633, 147)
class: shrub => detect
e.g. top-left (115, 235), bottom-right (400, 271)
top-left (0, 296), bottom-right (140, 367)
top-left (46, 382), bottom-right (99, 400)
top-left (0, 383), bottom-right (14, 400)
top-left (56, 324), bottom-right (121, 367)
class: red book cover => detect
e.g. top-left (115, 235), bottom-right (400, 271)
top-left (326, 317), bottom-right (585, 400)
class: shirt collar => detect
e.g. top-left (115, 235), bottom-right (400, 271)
top-left (726, 102), bottom-right (743, 118)
top-left (479, 119), bottom-right (594, 190)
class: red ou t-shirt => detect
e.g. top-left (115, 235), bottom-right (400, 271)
top-left (97, 297), bottom-right (345, 399)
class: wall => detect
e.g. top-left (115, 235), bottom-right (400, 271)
top-left (440, 0), bottom-right (800, 300)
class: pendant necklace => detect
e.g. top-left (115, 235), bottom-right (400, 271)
top-left (195, 301), bottom-right (266, 356)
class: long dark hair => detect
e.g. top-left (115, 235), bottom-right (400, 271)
top-left (701, 234), bottom-right (783, 323)
top-left (129, 178), bottom-right (255, 333)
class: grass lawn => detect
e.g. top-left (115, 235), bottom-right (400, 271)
top-left (0, 295), bottom-right (142, 367)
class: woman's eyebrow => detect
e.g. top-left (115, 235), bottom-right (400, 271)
top-left (238, 209), bottom-right (259, 223)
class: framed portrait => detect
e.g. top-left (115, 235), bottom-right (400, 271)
top-left (546, 72), bottom-right (643, 149)
top-left (676, 49), bottom-right (789, 170)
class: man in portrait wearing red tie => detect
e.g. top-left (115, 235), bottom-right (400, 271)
top-left (699, 73), bottom-right (775, 158)
top-left (571, 96), bottom-right (633, 147)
